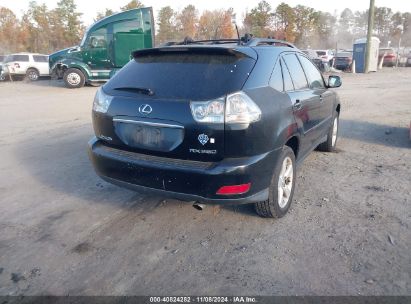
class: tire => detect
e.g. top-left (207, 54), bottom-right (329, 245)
top-left (255, 146), bottom-right (296, 218)
top-left (318, 112), bottom-right (339, 152)
top-left (63, 68), bottom-right (85, 89)
top-left (26, 68), bottom-right (39, 81)
top-left (0, 73), bottom-right (5, 81)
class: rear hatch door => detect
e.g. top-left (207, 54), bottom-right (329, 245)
top-left (100, 46), bottom-right (256, 161)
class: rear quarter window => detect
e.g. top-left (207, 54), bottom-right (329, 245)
top-left (269, 60), bottom-right (284, 92)
top-left (13, 55), bottom-right (29, 62)
top-left (33, 55), bottom-right (48, 62)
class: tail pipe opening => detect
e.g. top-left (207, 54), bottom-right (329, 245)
top-left (193, 202), bottom-right (205, 211)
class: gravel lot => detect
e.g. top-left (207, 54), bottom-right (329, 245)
top-left (0, 68), bottom-right (410, 296)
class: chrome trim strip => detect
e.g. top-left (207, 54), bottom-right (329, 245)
top-left (112, 118), bottom-right (184, 129)
top-left (90, 70), bottom-right (112, 72)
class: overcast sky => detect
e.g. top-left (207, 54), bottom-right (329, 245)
top-left (1, 0), bottom-right (411, 26)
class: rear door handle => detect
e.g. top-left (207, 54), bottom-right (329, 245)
top-left (293, 99), bottom-right (302, 110)
top-left (319, 94), bottom-right (323, 102)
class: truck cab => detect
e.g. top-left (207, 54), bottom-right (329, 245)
top-left (49, 7), bottom-right (154, 88)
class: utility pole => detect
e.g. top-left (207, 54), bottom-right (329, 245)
top-left (396, 19), bottom-right (405, 67)
top-left (365, 0), bottom-right (375, 73)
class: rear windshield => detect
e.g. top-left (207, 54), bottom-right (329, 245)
top-left (105, 49), bottom-right (256, 100)
top-left (33, 55), bottom-right (48, 62)
top-left (316, 51), bottom-right (326, 56)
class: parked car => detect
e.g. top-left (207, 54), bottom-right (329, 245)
top-left (2, 53), bottom-right (49, 80)
top-left (334, 51), bottom-right (353, 71)
top-left (316, 49), bottom-right (335, 65)
top-left (378, 48), bottom-right (397, 67)
top-left (88, 38), bottom-right (342, 218)
top-left (301, 50), bottom-right (330, 72)
top-left (302, 49), bottom-right (330, 72)
top-left (406, 51), bottom-right (411, 67)
top-left (302, 49), bottom-right (319, 59)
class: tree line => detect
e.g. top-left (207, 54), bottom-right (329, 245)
top-left (1, 0), bottom-right (410, 55)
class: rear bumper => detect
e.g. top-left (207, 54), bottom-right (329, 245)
top-left (383, 58), bottom-right (396, 66)
top-left (88, 137), bottom-right (280, 205)
top-left (99, 175), bottom-right (269, 205)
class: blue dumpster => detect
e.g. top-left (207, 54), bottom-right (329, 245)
top-left (353, 37), bottom-right (380, 73)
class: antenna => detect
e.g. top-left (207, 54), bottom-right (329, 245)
top-left (235, 24), bottom-right (240, 45)
top-left (232, 14), bottom-right (241, 45)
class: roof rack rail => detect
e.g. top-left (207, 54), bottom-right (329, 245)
top-left (245, 38), bottom-right (296, 48)
top-left (189, 39), bottom-right (240, 44)
top-left (163, 38), bottom-right (240, 46)
top-left (160, 37), bottom-right (296, 48)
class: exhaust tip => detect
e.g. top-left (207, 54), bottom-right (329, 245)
top-left (193, 202), bottom-right (205, 211)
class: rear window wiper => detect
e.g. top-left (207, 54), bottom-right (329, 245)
top-left (113, 87), bottom-right (155, 96)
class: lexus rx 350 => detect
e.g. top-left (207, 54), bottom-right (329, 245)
top-left (88, 38), bottom-right (342, 218)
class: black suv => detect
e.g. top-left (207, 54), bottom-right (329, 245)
top-left (88, 38), bottom-right (341, 218)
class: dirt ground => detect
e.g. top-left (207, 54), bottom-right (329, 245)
top-left (0, 68), bottom-right (410, 296)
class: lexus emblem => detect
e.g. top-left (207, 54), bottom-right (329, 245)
top-left (139, 104), bottom-right (152, 115)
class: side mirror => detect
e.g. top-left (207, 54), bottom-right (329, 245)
top-left (328, 75), bottom-right (342, 88)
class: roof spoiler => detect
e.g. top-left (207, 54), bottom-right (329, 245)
top-left (245, 38), bottom-right (296, 48)
top-left (157, 35), bottom-right (296, 49)
top-left (132, 46), bottom-right (258, 60)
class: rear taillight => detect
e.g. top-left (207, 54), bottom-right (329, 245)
top-left (190, 91), bottom-right (261, 125)
top-left (385, 54), bottom-right (395, 59)
top-left (189, 98), bottom-right (225, 123)
top-left (216, 183), bottom-right (251, 195)
top-left (93, 87), bottom-right (113, 113)
top-left (13, 63), bottom-right (20, 68)
top-left (225, 92), bottom-right (261, 124)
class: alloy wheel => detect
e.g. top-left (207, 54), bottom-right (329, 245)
top-left (277, 156), bottom-right (293, 208)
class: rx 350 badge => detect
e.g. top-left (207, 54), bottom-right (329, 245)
top-left (191, 133), bottom-right (216, 154)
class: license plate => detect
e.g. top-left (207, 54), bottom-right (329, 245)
top-left (115, 120), bottom-right (183, 152)
top-left (133, 126), bottom-right (162, 146)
